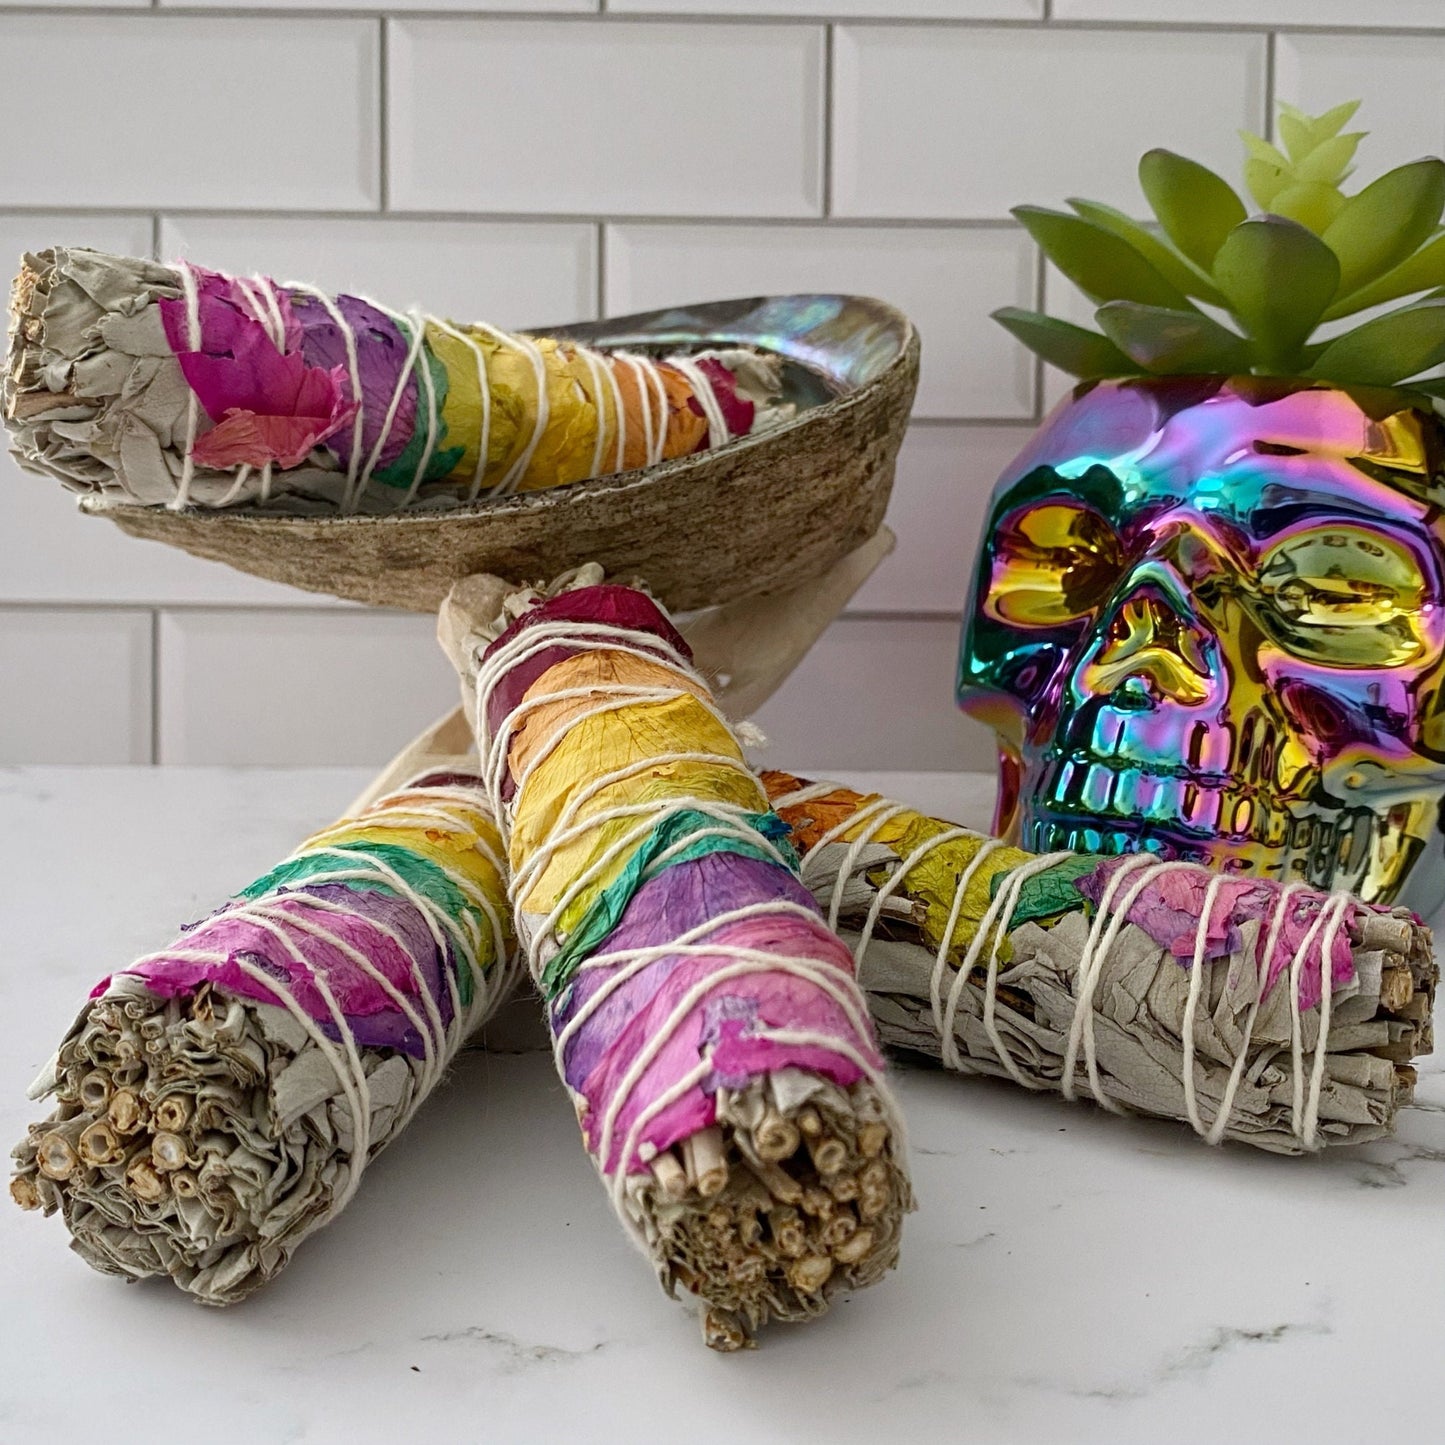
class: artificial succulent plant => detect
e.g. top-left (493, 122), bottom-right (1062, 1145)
top-left (996, 101), bottom-right (1445, 396)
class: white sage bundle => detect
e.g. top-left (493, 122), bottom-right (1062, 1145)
top-left (11, 771), bottom-right (515, 1300)
top-left (765, 773), bottom-right (1435, 1153)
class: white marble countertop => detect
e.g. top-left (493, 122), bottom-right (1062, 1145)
top-left (4, 766), bottom-right (1444, 1444)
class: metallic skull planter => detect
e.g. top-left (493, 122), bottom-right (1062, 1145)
top-left (958, 375), bottom-right (1445, 909)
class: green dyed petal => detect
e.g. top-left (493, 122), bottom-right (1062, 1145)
top-left (540, 809), bottom-right (795, 1000)
top-left (989, 855), bottom-right (1099, 930)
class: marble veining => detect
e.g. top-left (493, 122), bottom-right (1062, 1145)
top-left (3, 767), bottom-right (1443, 1444)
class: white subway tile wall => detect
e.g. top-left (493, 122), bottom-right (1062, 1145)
top-left (0, 610), bottom-right (153, 764)
top-left (0, 11), bottom-right (1422, 770)
top-left (156, 611), bottom-right (456, 766)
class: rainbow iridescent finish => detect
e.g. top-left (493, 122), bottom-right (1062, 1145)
top-left (958, 375), bottom-right (1445, 909)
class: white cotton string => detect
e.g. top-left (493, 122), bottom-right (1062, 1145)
top-left (1180, 871), bottom-right (1232, 1137)
top-left (1064, 856), bottom-right (1190, 1109)
top-left (243, 276), bottom-right (292, 511)
top-left (246, 895), bottom-right (446, 1080)
top-left (461, 319), bottom-right (549, 495)
top-left (598, 952), bottom-right (889, 1212)
top-left (230, 929), bottom-right (374, 1220)
top-left (117, 782), bottom-right (517, 1209)
top-left (287, 841), bottom-right (503, 1036)
top-left (574, 343), bottom-right (612, 478)
top-left (397, 308), bottom-right (441, 509)
top-left (825, 805), bottom-right (911, 932)
top-left (212, 464), bottom-right (253, 510)
top-left (958, 851), bottom-right (1075, 1086)
top-left (351, 301), bottom-right (431, 508)
top-left (244, 275), bottom-right (289, 350)
top-left (665, 353), bottom-right (731, 448)
top-left (511, 749), bottom-right (758, 905)
top-left (928, 839), bottom-right (1003, 1063)
top-left (1286, 890), bottom-right (1354, 1148)
top-left (643, 354), bottom-right (670, 465)
top-left (852, 826), bottom-right (988, 969)
top-left (601, 343), bottom-right (630, 468)
top-left (474, 621), bottom-right (709, 819)
top-left (520, 799), bottom-right (791, 983)
top-left (167, 266), bottom-right (722, 511)
top-left (506, 670), bottom-right (757, 826)
top-left (1201, 880), bottom-right (1305, 1146)
top-left (284, 282), bottom-right (366, 512)
top-left (770, 780), bottom-right (846, 811)
top-left (556, 901), bottom-right (830, 1055)
top-left (618, 353), bottom-right (654, 467)
top-left (170, 261), bottom-right (202, 512)
top-left (429, 320), bottom-right (493, 504)
top-left (1302, 895), bottom-right (1352, 1147)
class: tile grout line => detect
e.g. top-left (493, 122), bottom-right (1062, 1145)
top-left (1264, 28), bottom-right (1277, 135)
top-left (149, 608), bottom-right (161, 766)
top-left (595, 220), bottom-right (607, 318)
top-left (821, 23), bottom-right (834, 219)
top-left (1032, 243), bottom-right (1046, 423)
top-left (377, 16), bottom-right (390, 213)
top-left (0, 10), bottom-right (1436, 38)
top-left (0, 206), bottom-right (1039, 230)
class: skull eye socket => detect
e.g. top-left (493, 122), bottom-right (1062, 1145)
top-left (985, 500), bottom-right (1123, 627)
top-left (1256, 526), bottom-right (1431, 667)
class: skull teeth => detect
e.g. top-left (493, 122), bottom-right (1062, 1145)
top-left (1023, 757), bottom-right (1376, 889)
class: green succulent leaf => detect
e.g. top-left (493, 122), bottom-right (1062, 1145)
top-left (1399, 376), bottom-right (1445, 400)
top-left (1289, 99), bottom-right (1361, 145)
top-left (1295, 132), bottom-right (1361, 185)
top-left (1212, 215), bottom-right (1341, 371)
top-left (1065, 198), bottom-right (1224, 304)
top-left (991, 307), bottom-right (1142, 378)
top-left (1095, 301), bottom-right (1254, 375)
top-left (1322, 232), bottom-right (1445, 319)
top-left (1307, 296), bottom-right (1445, 386)
top-left (1277, 109), bottom-right (1314, 163)
top-left (1269, 180), bottom-right (1347, 234)
top-left (1138, 150), bottom-right (1247, 268)
top-left (1243, 158), bottom-right (1286, 209)
top-left (1013, 207), bottom-right (1194, 309)
top-left (1322, 157), bottom-right (1445, 295)
top-left (1241, 133), bottom-right (1290, 170)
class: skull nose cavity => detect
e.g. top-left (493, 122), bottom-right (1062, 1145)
top-left (1082, 586), bottom-right (1215, 707)
top-left (1110, 674), bottom-right (1158, 709)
